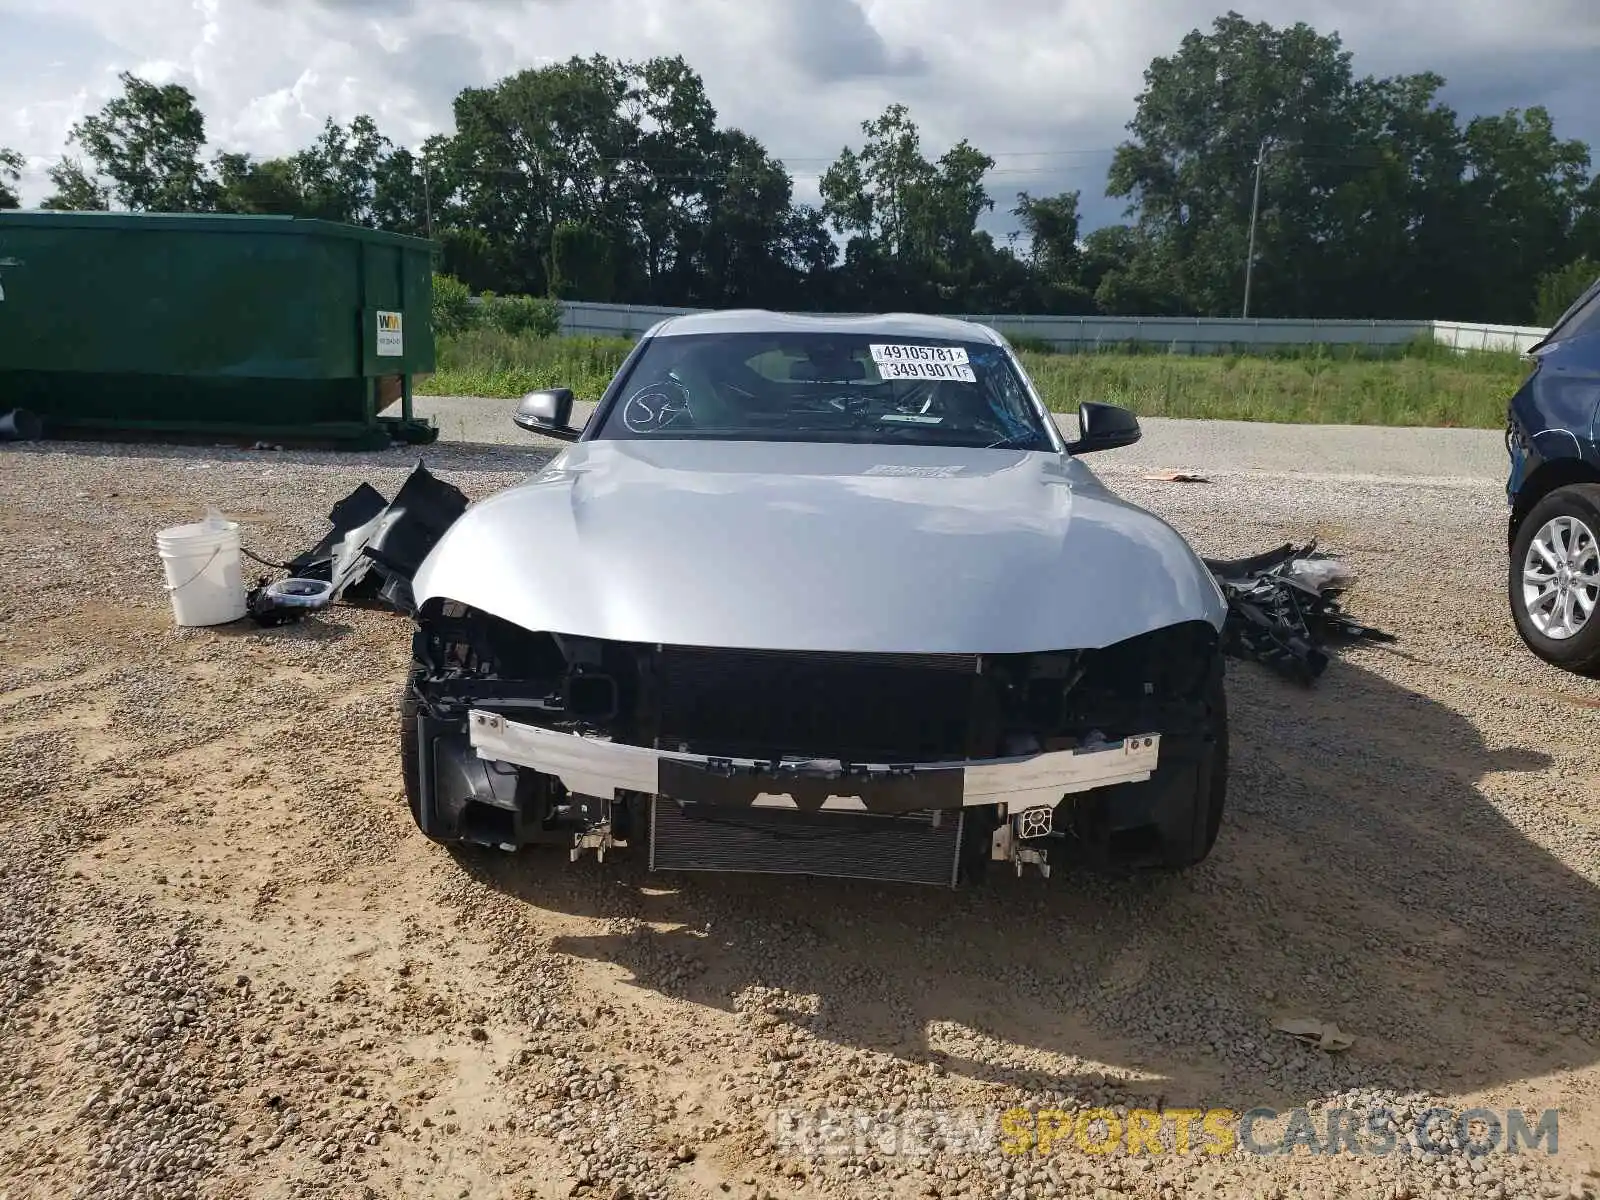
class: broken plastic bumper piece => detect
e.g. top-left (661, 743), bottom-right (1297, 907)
top-left (465, 710), bottom-right (1160, 813)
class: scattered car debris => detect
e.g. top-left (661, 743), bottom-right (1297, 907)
top-left (236, 460), bottom-right (468, 626)
top-left (1274, 1016), bottom-right (1355, 1052)
top-left (245, 578), bottom-right (334, 627)
top-left (285, 461), bottom-right (468, 614)
top-left (1203, 540), bottom-right (1395, 685)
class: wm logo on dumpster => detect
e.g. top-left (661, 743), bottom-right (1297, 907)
top-left (376, 310), bottom-right (404, 356)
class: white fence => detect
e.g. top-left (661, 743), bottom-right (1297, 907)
top-left (552, 300), bottom-right (1549, 354)
top-left (1430, 321), bottom-right (1549, 353)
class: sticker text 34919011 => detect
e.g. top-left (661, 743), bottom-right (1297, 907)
top-left (876, 359), bottom-right (977, 382)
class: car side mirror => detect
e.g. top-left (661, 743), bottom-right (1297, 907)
top-left (513, 388), bottom-right (582, 442)
top-left (1065, 401), bottom-right (1141, 455)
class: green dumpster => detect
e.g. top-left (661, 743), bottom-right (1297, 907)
top-left (0, 211), bottom-right (438, 448)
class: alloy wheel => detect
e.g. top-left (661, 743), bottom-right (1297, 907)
top-left (1521, 514), bottom-right (1600, 640)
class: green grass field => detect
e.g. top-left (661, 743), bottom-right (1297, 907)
top-left (419, 328), bottom-right (1531, 428)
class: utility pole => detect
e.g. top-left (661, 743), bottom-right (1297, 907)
top-left (422, 159), bottom-right (434, 240)
top-left (1242, 137), bottom-right (1266, 319)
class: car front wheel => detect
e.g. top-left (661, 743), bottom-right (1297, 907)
top-left (1510, 483), bottom-right (1600, 676)
top-left (1049, 657), bottom-right (1229, 875)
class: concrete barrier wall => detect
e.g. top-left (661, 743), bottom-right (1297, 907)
top-left (550, 300), bottom-right (1549, 354)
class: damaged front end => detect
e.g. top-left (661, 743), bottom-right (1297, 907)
top-left (404, 602), bottom-right (1227, 887)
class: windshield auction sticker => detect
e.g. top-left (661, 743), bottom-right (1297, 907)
top-left (869, 345), bottom-right (976, 382)
top-left (875, 360), bottom-right (977, 382)
top-left (870, 344), bottom-right (969, 365)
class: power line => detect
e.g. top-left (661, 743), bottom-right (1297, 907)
top-left (11, 134), bottom-right (1520, 173)
top-left (12, 146), bottom-right (1124, 170)
top-left (11, 141), bottom-right (1562, 202)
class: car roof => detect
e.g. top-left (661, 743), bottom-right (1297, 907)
top-left (648, 309), bottom-right (1007, 344)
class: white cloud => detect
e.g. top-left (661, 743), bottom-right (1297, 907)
top-left (0, 0), bottom-right (1594, 225)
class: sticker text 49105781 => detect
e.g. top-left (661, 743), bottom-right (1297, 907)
top-left (870, 343), bottom-right (969, 365)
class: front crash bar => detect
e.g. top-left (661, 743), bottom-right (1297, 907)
top-left (466, 710), bottom-right (1160, 815)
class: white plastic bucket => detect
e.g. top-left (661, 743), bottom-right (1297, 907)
top-left (156, 516), bottom-right (247, 627)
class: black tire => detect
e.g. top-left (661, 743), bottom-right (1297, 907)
top-left (1049, 660), bottom-right (1228, 876)
top-left (400, 668), bottom-right (453, 844)
top-left (1154, 662), bottom-right (1229, 870)
top-left (1509, 482), bottom-right (1600, 676)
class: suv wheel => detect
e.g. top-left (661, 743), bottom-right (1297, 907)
top-left (1510, 483), bottom-right (1600, 676)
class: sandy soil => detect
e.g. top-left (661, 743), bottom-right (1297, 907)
top-left (2, 435), bottom-right (1599, 1200)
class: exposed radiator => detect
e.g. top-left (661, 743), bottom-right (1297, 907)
top-left (653, 645), bottom-right (981, 761)
top-left (649, 797), bottom-right (965, 887)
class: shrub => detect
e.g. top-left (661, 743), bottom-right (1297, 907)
top-left (482, 292), bottom-right (562, 338)
top-left (1535, 258), bottom-right (1600, 327)
top-left (431, 273), bottom-right (477, 337)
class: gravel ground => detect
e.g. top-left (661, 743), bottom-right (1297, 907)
top-left (2, 430), bottom-right (1599, 1200)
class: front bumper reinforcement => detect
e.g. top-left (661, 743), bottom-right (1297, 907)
top-left (467, 710), bottom-right (1160, 814)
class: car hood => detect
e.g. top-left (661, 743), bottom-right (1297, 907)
top-left (411, 438), bottom-right (1226, 654)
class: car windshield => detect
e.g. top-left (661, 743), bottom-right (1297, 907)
top-left (591, 331), bottom-right (1057, 450)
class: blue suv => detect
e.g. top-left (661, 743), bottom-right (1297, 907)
top-left (1506, 277), bottom-right (1600, 675)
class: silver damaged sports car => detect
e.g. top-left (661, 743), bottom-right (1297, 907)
top-left (404, 311), bottom-right (1230, 886)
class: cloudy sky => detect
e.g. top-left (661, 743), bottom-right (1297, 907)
top-left (2, 0), bottom-right (1597, 233)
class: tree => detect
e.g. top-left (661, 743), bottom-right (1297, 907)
top-left (1574, 176), bottom-right (1600, 262)
top-left (626, 55), bottom-right (721, 300)
top-left (1109, 13), bottom-right (1367, 315)
top-left (1535, 258), bottom-right (1600, 326)
top-left (436, 227), bottom-right (499, 293)
top-left (436, 55), bottom-right (811, 306)
top-left (689, 130), bottom-right (805, 306)
top-left (548, 220), bottom-right (615, 301)
top-left (1105, 12), bottom-right (1600, 322)
top-left (1009, 191), bottom-right (1097, 312)
top-left (66, 71), bottom-right (214, 211)
top-left (924, 140), bottom-right (997, 303)
top-left (448, 56), bottom-right (638, 296)
top-left (820, 104), bottom-right (997, 309)
top-left (0, 148), bottom-right (23, 209)
top-left (1078, 225), bottom-right (1139, 297)
top-left (371, 145), bottom-right (432, 238)
top-left (1313, 71), bottom-right (1471, 319)
top-left (1013, 191), bottom-right (1081, 281)
top-left (293, 115), bottom-right (393, 226)
top-left (821, 105), bottom-right (935, 265)
top-left (1086, 227), bottom-right (1183, 315)
top-left (212, 153), bottom-right (303, 215)
top-left (1106, 13), bottom-right (1481, 318)
top-left (1457, 108), bottom-right (1591, 322)
top-left (781, 206), bottom-right (840, 307)
top-left (41, 157), bottom-right (110, 211)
